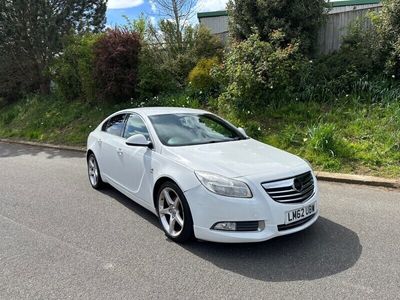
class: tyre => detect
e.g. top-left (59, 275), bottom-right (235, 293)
top-left (87, 153), bottom-right (105, 190)
top-left (157, 181), bottom-right (194, 243)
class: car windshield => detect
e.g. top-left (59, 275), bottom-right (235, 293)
top-left (148, 113), bottom-right (246, 146)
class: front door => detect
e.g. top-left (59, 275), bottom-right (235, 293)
top-left (115, 114), bottom-right (153, 203)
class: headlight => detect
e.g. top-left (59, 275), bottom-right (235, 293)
top-left (195, 171), bottom-right (252, 198)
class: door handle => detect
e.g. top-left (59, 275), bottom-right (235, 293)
top-left (98, 139), bottom-right (102, 145)
top-left (117, 148), bottom-right (123, 156)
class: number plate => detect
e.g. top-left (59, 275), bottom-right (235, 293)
top-left (286, 203), bottom-right (316, 224)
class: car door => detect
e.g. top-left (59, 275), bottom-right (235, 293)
top-left (115, 113), bottom-right (153, 203)
top-left (99, 113), bottom-right (127, 183)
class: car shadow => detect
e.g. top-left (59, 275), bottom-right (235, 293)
top-left (0, 141), bottom-right (84, 159)
top-left (182, 217), bottom-right (362, 282)
top-left (99, 186), bottom-right (362, 282)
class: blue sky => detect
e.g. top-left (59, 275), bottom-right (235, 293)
top-left (106, 0), bottom-right (229, 27)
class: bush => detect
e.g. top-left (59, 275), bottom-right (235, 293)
top-left (137, 45), bottom-right (178, 100)
top-left (136, 23), bottom-right (223, 100)
top-left (51, 34), bottom-right (101, 102)
top-left (93, 29), bottom-right (141, 103)
top-left (227, 0), bottom-right (327, 55)
top-left (378, 0), bottom-right (400, 77)
top-left (216, 33), bottom-right (307, 115)
top-left (188, 57), bottom-right (219, 92)
top-left (299, 14), bottom-right (385, 100)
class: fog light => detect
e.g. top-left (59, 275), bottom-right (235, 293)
top-left (213, 222), bottom-right (237, 231)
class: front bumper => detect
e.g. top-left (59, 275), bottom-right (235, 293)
top-left (184, 173), bottom-right (320, 243)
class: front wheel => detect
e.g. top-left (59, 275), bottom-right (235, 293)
top-left (157, 182), bottom-right (194, 243)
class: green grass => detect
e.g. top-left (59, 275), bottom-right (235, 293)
top-left (0, 93), bottom-right (399, 178)
top-left (232, 97), bottom-right (400, 178)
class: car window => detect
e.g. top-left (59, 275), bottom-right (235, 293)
top-left (103, 114), bottom-right (126, 136)
top-left (148, 113), bottom-right (245, 146)
top-left (123, 114), bottom-right (151, 141)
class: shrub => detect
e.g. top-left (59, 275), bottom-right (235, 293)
top-left (143, 22), bottom-right (223, 92)
top-left (378, 0), bottom-right (400, 77)
top-left (137, 45), bottom-right (178, 100)
top-left (51, 34), bottom-right (101, 102)
top-left (216, 33), bottom-right (307, 115)
top-left (93, 29), bottom-right (141, 103)
top-left (299, 14), bottom-right (385, 100)
top-left (227, 0), bottom-right (327, 55)
top-left (188, 57), bottom-right (219, 92)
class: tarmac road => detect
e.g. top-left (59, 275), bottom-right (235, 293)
top-left (0, 141), bottom-right (399, 299)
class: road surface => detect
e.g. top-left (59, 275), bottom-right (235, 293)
top-left (0, 142), bottom-right (399, 299)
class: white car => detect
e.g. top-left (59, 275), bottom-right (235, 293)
top-left (87, 107), bottom-right (319, 243)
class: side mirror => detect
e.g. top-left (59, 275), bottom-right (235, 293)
top-left (237, 127), bottom-right (248, 137)
top-left (126, 134), bottom-right (153, 148)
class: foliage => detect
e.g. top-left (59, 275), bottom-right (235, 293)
top-left (138, 22), bottom-right (223, 98)
top-left (0, 0), bottom-right (107, 99)
top-left (188, 57), bottom-right (220, 92)
top-left (216, 33), bottom-right (307, 114)
top-left (154, 22), bottom-right (223, 85)
top-left (93, 29), bottom-right (142, 103)
top-left (296, 14), bottom-right (388, 100)
top-left (377, 0), bottom-right (400, 77)
top-left (227, 0), bottom-right (327, 55)
top-left (51, 34), bottom-right (101, 102)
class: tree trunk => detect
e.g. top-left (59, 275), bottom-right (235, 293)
top-left (172, 0), bottom-right (183, 51)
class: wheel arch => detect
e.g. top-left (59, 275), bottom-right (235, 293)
top-left (153, 176), bottom-right (179, 210)
top-left (86, 149), bottom-right (94, 161)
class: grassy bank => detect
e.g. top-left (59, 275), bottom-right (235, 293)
top-left (0, 94), bottom-right (399, 178)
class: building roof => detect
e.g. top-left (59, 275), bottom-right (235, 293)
top-left (197, 0), bottom-right (381, 19)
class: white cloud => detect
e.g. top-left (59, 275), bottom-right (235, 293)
top-left (196, 0), bottom-right (228, 12)
top-left (108, 0), bottom-right (144, 9)
top-left (149, 0), bottom-right (157, 13)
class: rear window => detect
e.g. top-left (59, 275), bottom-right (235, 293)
top-left (102, 114), bottom-right (126, 136)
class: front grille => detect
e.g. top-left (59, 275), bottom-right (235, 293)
top-left (262, 171), bottom-right (315, 204)
top-left (236, 221), bottom-right (260, 231)
top-left (277, 214), bottom-right (316, 231)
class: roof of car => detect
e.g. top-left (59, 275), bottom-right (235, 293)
top-left (121, 107), bottom-right (209, 117)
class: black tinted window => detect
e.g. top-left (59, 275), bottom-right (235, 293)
top-left (123, 114), bottom-right (150, 140)
top-left (103, 114), bottom-right (126, 136)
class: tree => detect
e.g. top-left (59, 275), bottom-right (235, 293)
top-left (0, 0), bottom-right (107, 100)
top-left (93, 29), bottom-right (141, 103)
top-left (151, 0), bottom-right (197, 51)
top-left (227, 0), bottom-right (327, 56)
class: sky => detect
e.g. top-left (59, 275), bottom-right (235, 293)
top-left (106, 0), bottom-right (229, 27)
top-left (105, 0), bottom-right (344, 27)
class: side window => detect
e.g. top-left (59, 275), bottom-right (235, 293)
top-left (123, 114), bottom-right (150, 140)
top-left (103, 114), bottom-right (126, 136)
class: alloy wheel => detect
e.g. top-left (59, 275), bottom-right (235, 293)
top-left (88, 156), bottom-right (99, 187)
top-left (158, 187), bottom-right (185, 237)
